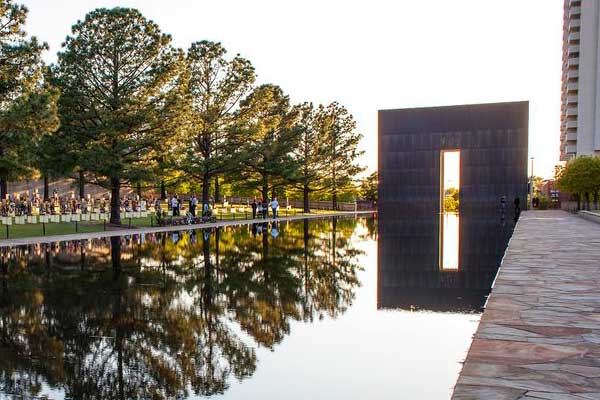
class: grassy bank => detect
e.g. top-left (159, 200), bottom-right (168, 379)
top-left (0, 208), bottom-right (347, 240)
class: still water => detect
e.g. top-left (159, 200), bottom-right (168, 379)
top-left (0, 216), bottom-right (500, 400)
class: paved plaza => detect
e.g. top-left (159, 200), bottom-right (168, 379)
top-left (453, 210), bottom-right (600, 399)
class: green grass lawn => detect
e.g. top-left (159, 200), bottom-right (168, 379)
top-left (0, 208), bottom-right (346, 240)
top-left (1, 220), bottom-right (109, 239)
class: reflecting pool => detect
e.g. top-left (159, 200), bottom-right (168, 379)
top-left (0, 215), bottom-right (503, 399)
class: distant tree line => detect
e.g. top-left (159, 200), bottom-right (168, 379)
top-left (0, 2), bottom-right (367, 224)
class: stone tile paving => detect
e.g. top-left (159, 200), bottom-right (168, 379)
top-left (452, 210), bottom-right (600, 400)
top-left (0, 211), bottom-right (374, 247)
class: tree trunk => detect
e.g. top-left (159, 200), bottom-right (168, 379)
top-left (262, 177), bottom-right (269, 218)
top-left (110, 177), bottom-right (121, 225)
top-left (585, 192), bottom-right (590, 211)
top-left (577, 193), bottom-right (581, 211)
top-left (0, 178), bottom-right (7, 200)
top-left (78, 170), bottom-right (85, 199)
top-left (214, 176), bottom-right (221, 203)
top-left (136, 182), bottom-right (142, 198)
top-left (303, 184), bottom-right (310, 213)
top-left (332, 192), bottom-right (338, 211)
top-left (271, 186), bottom-right (276, 200)
top-left (202, 172), bottom-right (210, 207)
top-left (0, 145), bottom-right (6, 199)
top-left (262, 175), bottom-right (269, 202)
top-left (43, 175), bottom-right (49, 201)
top-left (160, 180), bottom-right (166, 200)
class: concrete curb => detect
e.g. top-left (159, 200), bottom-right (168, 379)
top-left (578, 210), bottom-right (600, 225)
top-left (0, 211), bottom-right (376, 247)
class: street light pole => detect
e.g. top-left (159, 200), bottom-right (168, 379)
top-left (530, 157), bottom-right (535, 210)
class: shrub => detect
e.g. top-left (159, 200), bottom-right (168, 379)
top-left (538, 196), bottom-right (550, 210)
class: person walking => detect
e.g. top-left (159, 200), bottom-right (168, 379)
top-left (251, 197), bottom-right (257, 219)
top-left (271, 197), bottom-right (279, 219)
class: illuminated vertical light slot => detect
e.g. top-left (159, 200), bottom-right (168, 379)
top-left (440, 150), bottom-right (460, 270)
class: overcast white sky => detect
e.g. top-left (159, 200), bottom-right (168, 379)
top-left (20, 0), bottom-right (563, 178)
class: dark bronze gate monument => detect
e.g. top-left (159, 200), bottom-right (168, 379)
top-left (377, 101), bottom-right (529, 310)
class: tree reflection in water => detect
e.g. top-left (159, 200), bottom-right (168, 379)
top-left (0, 216), bottom-right (365, 399)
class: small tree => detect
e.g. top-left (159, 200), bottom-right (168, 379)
top-left (55, 8), bottom-right (188, 224)
top-left (290, 102), bottom-right (329, 212)
top-left (556, 156), bottom-right (600, 210)
top-left (34, 130), bottom-right (75, 200)
top-left (359, 171), bottom-right (378, 203)
top-left (318, 102), bottom-right (364, 210)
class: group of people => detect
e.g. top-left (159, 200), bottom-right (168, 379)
top-left (165, 194), bottom-right (212, 218)
top-left (1, 189), bottom-right (285, 223)
top-left (250, 197), bottom-right (280, 219)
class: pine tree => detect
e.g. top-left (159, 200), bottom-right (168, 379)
top-left (180, 41), bottom-right (255, 206)
top-left (55, 7), bottom-right (189, 224)
top-left (290, 102), bottom-right (329, 212)
top-left (235, 84), bottom-right (299, 201)
top-left (318, 102), bottom-right (364, 209)
top-left (0, 0), bottom-right (59, 198)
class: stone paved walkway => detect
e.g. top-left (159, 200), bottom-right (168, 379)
top-left (0, 211), bottom-right (374, 247)
top-left (452, 210), bottom-right (600, 400)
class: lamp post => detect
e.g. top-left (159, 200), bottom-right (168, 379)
top-left (530, 157), bottom-right (535, 210)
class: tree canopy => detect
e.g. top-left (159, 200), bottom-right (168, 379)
top-left (234, 84), bottom-right (300, 200)
top-left (179, 40), bottom-right (255, 205)
top-left (556, 156), bottom-right (600, 209)
top-left (0, 0), bottom-right (59, 198)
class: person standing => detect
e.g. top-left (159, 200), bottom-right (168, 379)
top-left (171, 195), bottom-right (179, 216)
top-left (251, 197), bottom-right (257, 219)
top-left (257, 201), bottom-right (263, 219)
top-left (190, 194), bottom-right (197, 217)
top-left (261, 198), bottom-right (268, 219)
top-left (271, 197), bottom-right (279, 219)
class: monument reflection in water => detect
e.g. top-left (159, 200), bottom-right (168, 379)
top-left (377, 209), bottom-right (516, 312)
top-left (0, 217), bottom-right (366, 400)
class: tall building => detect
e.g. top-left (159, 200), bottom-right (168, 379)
top-left (560, 0), bottom-right (600, 160)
